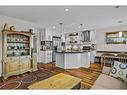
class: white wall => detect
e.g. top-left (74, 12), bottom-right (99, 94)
top-left (95, 25), bottom-right (127, 52)
top-left (0, 15), bottom-right (44, 76)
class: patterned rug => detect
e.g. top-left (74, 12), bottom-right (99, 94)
top-left (0, 81), bottom-right (21, 89)
top-left (36, 72), bottom-right (49, 78)
top-left (21, 75), bottom-right (37, 83)
top-left (0, 68), bottom-right (54, 89)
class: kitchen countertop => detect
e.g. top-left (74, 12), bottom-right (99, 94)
top-left (56, 50), bottom-right (90, 53)
top-left (97, 51), bottom-right (127, 54)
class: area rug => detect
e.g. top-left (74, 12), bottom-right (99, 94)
top-left (0, 81), bottom-right (21, 89)
top-left (21, 75), bottom-right (37, 83)
top-left (36, 73), bottom-right (49, 78)
top-left (0, 68), bottom-right (55, 89)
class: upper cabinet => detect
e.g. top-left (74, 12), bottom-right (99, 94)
top-left (81, 30), bottom-right (91, 42)
top-left (39, 28), bottom-right (52, 41)
top-left (65, 30), bottom-right (96, 45)
top-left (65, 32), bottom-right (81, 44)
top-left (106, 31), bottom-right (127, 44)
top-left (4, 31), bottom-right (31, 57)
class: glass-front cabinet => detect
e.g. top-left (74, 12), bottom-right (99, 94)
top-left (7, 34), bottom-right (30, 57)
top-left (106, 31), bottom-right (127, 44)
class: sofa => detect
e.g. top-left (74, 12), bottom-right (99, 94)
top-left (91, 64), bottom-right (127, 89)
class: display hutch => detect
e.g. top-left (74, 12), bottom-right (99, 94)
top-left (2, 29), bottom-right (36, 79)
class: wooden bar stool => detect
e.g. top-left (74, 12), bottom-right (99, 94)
top-left (101, 53), bottom-right (115, 67)
top-left (117, 54), bottom-right (127, 63)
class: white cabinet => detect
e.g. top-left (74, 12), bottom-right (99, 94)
top-left (46, 34), bottom-right (52, 41)
top-left (41, 51), bottom-right (52, 63)
top-left (40, 29), bottom-right (46, 41)
top-left (56, 52), bottom-right (90, 69)
top-left (40, 28), bottom-right (52, 41)
top-left (81, 30), bottom-right (91, 42)
top-left (90, 51), bottom-right (96, 63)
top-left (61, 35), bottom-right (65, 42)
top-left (36, 28), bottom-right (52, 63)
top-left (36, 31), bottom-right (41, 63)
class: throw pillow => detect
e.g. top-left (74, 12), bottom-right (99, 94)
top-left (109, 61), bottom-right (127, 83)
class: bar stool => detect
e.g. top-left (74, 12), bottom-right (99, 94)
top-left (101, 53), bottom-right (115, 67)
top-left (117, 54), bottom-right (127, 63)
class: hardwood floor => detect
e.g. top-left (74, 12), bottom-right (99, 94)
top-left (38, 62), bottom-right (102, 89)
top-left (0, 62), bottom-right (103, 89)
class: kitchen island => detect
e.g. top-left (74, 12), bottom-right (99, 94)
top-left (55, 51), bottom-right (90, 69)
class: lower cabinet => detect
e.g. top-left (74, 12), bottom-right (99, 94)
top-left (6, 57), bottom-right (20, 73)
top-left (3, 56), bottom-right (33, 79)
top-left (19, 56), bottom-right (32, 74)
top-left (41, 51), bottom-right (52, 63)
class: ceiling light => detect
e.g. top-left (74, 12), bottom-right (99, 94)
top-left (53, 26), bottom-right (56, 29)
top-left (64, 8), bottom-right (69, 12)
top-left (115, 6), bottom-right (120, 8)
top-left (59, 22), bottom-right (63, 25)
top-left (117, 21), bottom-right (123, 23)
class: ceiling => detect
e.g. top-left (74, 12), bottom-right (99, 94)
top-left (0, 6), bottom-right (127, 33)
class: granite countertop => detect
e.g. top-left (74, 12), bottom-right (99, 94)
top-left (97, 51), bottom-right (127, 54)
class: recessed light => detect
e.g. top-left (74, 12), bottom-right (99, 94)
top-left (64, 8), bottom-right (69, 12)
top-left (117, 21), bottom-right (123, 23)
top-left (53, 26), bottom-right (56, 29)
top-left (115, 6), bottom-right (120, 8)
top-left (59, 23), bottom-right (63, 25)
top-left (78, 26), bottom-right (81, 28)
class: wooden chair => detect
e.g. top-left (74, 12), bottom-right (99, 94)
top-left (117, 54), bottom-right (127, 63)
top-left (101, 53), bottom-right (115, 67)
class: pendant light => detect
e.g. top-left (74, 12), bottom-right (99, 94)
top-left (79, 24), bottom-right (83, 29)
top-left (59, 22), bottom-right (63, 36)
top-left (59, 22), bottom-right (65, 42)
